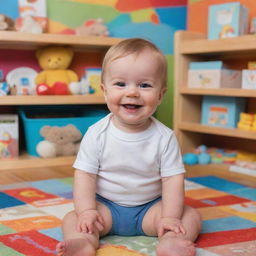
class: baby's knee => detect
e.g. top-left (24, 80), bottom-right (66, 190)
top-left (63, 210), bottom-right (77, 222)
top-left (185, 206), bottom-right (201, 223)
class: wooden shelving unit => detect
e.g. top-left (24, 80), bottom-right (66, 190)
top-left (1, 154), bottom-right (75, 171)
top-left (0, 31), bottom-right (122, 170)
top-left (0, 31), bottom-right (122, 50)
top-left (0, 95), bottom-right (105, 105)
top-left (174, 31), bottom-right (256, 178)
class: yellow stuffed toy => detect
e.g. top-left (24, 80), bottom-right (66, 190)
top-left (35, 46), bottom-right (79, 95)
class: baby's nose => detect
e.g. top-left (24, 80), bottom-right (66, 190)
top-left (126, 85), bottom-right (139, 96)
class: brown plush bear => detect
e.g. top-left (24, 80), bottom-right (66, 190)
top-left (36, 124), bottom-right (82, 158)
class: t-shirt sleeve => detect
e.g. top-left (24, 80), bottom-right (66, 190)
top-left (160, 133), bottom-right (186, 177)
top-left (73, 128), bottom-right (100, 174)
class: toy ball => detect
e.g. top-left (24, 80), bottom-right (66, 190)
top-left (182, 153), bottom-right (198, 165)
top-left (198, 153), bottom-right (211, 165)
top-left (197, 144), bottom-right (208, 153)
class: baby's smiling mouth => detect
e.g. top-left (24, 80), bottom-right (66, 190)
top-left (122, 104), bottom-right (142, 109)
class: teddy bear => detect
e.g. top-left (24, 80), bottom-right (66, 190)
top-left (36, 124), bottom-right (82, 158)
top-left (35, 46), bottom-right (79, 95)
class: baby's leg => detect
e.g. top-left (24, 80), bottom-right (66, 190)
top-left (142, 204), bottom-right (201, 256)
top-left (56, 202), bottom-right (112, 256)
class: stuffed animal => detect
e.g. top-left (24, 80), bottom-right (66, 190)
top-left (35, 46), bottom-right (79, 95)
top-left (0, 14), bottom-right (15, 31)
top-left (75, 19), bottom-right (109, 37)
top-left (36, 124), bottom-right (82, 158)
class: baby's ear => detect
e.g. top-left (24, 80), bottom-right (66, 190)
top-left (159, 87), bottom-right (167, 101)
top-left (101, 83), bottom-right (107, 101)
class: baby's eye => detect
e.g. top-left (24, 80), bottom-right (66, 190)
top-left (139, 83), bottom-right (152, 88)
top-left (114, 82), bottom-right (126, 87)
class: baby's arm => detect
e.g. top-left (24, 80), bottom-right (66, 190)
top-left (73, 169), bottom-right (104, 234)
top-left (158, 173), bottom-right (185, 237)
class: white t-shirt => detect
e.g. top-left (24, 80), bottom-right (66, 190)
top-left (73, 114), bottom-right (185, 206)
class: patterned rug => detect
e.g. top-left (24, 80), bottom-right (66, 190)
top-left (0, 175), bottom-right (255, 256)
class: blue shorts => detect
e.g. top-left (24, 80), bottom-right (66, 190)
top-left (96, 194), bottom-right (161, 236)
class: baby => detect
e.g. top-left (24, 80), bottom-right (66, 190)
top-left (56, 38), bottom-right (201, 256)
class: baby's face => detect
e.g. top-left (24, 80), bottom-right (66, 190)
top-left (101, 49), bottom-right (166, 132)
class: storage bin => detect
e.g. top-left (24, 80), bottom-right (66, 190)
top-left (19, 106), bottom-right (108, 156)
top-left (188, 61), bottom-right (241, 89)
top-left (201, 96), bottom-right (246, 128)
top-left (242, 70), bottom-right (256, 89)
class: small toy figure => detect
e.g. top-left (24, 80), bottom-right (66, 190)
top-left (248, 61), bottom-right (256, 70)
top-left (80, 68), bottom-right (102, 95)
top-left (237, 112), bottom-right (255, 131)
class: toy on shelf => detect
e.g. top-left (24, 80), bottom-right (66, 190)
top-left (15, 15), bottom-right (44, 34)
top-left (201, 96), bottom-right (246, 128)
top-left (36, 124), bottom-right (82, 158)
top-left (80, 68), bottom-right (102, 95)
top-left (182, 153), bottom-right (198, 165)
top-left (0, 14), bottom-right (15, 31)
top-left (16, 0), bottom-right (48, 33)
top-left (183, 145), bottom-right (237, 165)
top-left (237, 112), bottom-right (255, 130)
top-left (0, 70), bottom-right (9, 96)
top-left (208, 2), bottom-right (248, 40)
top-left (241, 61), bottom-right (256, 89)
top-left (76, 19), bottom-right (109, 37)
top-left (35, 46), bottom-right (79, 95)
top-left (60, 18), bottom-right (109, 37)
top-left (249, 17), bottom-right (256, 34)
top-left (6, 67), bottom-right (38, 95)
top-left (230, 150), bottom-right (256, 176)
top-left (237, 112), bottom-right (256, 131)
top-left (0, 115), bottom-right (19, 158)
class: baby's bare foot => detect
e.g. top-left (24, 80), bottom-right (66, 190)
top-left (156, 235), bottom-right (196, 256)
top-left (56, 238), bottom-right (96, 256)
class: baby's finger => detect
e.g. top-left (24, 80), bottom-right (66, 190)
top-left (95, 221), bottom-right (104, 232)
top-left (157, 226), bottom-right (165, 237)
top-left (87, 223), bottom-right (94, 234)
top-left (76, 222), bottom-right (83, 233)
top-left (97, 214), bottom-right (104, 225)
top-left (179, 225), bottom-right (186, 235)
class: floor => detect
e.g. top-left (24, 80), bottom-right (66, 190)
top-left (1, 165), bottom-right (255, 188)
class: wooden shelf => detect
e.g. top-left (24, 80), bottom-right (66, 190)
top-left (178, 122), bottom-right (256, 140)
top-left (178, 31), bottom-right (256, 55)
top-left (0, 31), bottom-right (123, 51)
top-left (1, 154), bottom-right (75, 171)
top-left (0, 31), bottom-right (121, 170)
top-left (174, 30), bottom-right (256, 161)
top-left (0, 95), bottom-right (105, 105)
top-left (180, 88), bottom-right (256, 97)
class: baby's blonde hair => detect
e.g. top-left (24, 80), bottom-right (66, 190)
top-left (101, 38), bottom-right (167, 88)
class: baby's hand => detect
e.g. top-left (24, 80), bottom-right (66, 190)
top-left (76, 209), bottom-right (104, 234)
top-left (157, 217), bottom-right (186, 237)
